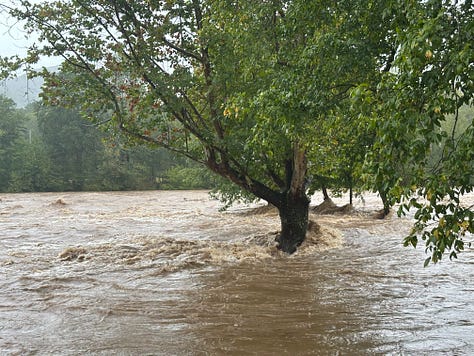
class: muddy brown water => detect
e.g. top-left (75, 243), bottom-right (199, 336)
top-left (1, 190), bottom-right (474, 355)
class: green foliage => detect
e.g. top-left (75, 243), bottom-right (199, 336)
top-left (3, 0), bottom-right (473, 259)
top-left (0, 0), bottom-right (403, 207)
top-left (0, 96), bottom-right (27, 191)
top-left (0, 97), bottom-right (208, 192)
top-left (36, 104), bottom-right (105, 190)
top-left (363, 1), bottom-right (474, 264)
top-left (8, 135), bottom-right (53, 192)
top-left (161, 164), bottom-right (217, 190)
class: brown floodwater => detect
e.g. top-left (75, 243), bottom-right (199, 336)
top-left (1, 190), bottom-right (474, 355)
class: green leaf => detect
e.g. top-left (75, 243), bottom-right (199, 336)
top-left (424, 256), bottom-right (431, 267)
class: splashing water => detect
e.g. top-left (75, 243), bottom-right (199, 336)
top-left (1, 190), bottom-right (474, 354)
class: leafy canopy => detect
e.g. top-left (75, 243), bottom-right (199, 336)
top-left (0, 0), bottom-right (397, 204)
top-left (2, 0), bottom-right (474, 261)
top-left (365, 0), bottom-right (474, 265)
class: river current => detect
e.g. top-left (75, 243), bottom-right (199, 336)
top-left (1, 190), bottom-right (474, 355)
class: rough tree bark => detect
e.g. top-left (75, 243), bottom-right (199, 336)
top-left (276, 191), bottom-right (310, 253)
top-left (205, 141), bottom-right (311, 254)
top-left (274, 144), bottom-right (310, 253)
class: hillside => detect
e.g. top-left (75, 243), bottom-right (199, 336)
top-left (1, 74), bottom-right (43, 107)
top-left (1, 66), bottom-right (59, 107)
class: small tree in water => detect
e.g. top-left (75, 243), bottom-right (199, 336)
top-left (1, 0), bottom-right (401, 253)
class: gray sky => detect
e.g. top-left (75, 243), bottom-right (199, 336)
top-left (0, 9), bottom-right (29, 57)
top-left (0, 3), bottom-right (61, 68)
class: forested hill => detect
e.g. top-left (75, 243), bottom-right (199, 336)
top-left (1, 74), bottom-right (43, 108)
top-left (0, 66), bottom-right (60, 108)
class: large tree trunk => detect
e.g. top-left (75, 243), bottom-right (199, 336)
top-left (275, 143), bottom-right (310, 254)
top-left (204, 142), bottom-right (311, 254)
top-left (276, 192), bottom-right (310, 253)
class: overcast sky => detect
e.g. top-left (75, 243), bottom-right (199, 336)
top-left (0, 5), bottom-right (61, 68)
top-left (0, 9), bottom-right (28, 56)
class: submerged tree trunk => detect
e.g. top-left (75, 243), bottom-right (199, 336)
top-left (275, 143), bottom-right (310, 254)
top-left (322, 185), bottom-right (330, 201)
top-left (205, 142), bottom-right (310, 254)
top-left (378, 188), bottom-right (390, 218)
top-left (276, 192), bottom-right (310, 254)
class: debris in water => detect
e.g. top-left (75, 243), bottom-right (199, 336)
top-left (242, 204), bottom-right (278, 216)
top-left (372, 208), bottom-right (393, 219)
top-left (58, 247), bottom-right (87, 261)
top-left (312, 198), bottom-right (353, 215)
top-left (52, 198), bottom-right (67, 206)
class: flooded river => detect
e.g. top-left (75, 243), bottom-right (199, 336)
top-left (1, 190), bottom-right (474, 355)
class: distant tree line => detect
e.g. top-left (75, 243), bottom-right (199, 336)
top-left (1, 91), bottom-right (472, 199)
top-left (0, 95), bottom-right (215, 193)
